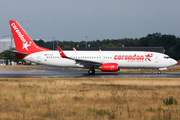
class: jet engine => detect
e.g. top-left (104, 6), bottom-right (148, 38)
top-left (101, 63), bottom-right (120, 72)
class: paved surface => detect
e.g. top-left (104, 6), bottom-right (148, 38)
top-left (0, 66), bottom-right (180, 78)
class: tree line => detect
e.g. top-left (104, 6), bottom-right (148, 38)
top-left (1, 32), bottom-right (180, 64)
top-left (34, 33), bottom-right (180, 60)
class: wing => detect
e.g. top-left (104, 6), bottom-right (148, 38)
top-left (57, 46), bottom-right (102, 68)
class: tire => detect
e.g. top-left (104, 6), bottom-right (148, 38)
top-left (88, 69), bottom-right (95, 74)
top-left (158, 70), bottom-right (161, 74)
top-left (88, 70), bottom-right (92, 74)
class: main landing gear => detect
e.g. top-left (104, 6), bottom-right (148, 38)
top-left (88, 69), bottom-right (95, 74)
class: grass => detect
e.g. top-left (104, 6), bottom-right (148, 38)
top-left (0, 77), bottom-right (180, 119)
top-left (0, 65), bottom-right (49, 72)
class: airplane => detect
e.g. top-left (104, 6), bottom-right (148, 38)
top-left (8, 20), bottom-right (177, 74)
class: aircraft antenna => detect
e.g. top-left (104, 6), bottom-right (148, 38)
top-left (27, 20), bottom-right (29, 35)
top-left (85, 36), bottom-right (88, 48)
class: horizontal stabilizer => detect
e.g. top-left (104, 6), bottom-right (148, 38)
top-left (5, 50), bottom-right (28, 55)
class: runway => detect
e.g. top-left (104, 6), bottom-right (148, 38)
top-left (0, 66), bottom-right (179, 78)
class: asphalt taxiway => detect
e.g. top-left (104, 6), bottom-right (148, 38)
top-left (0, 66), bottom-right (180, 78)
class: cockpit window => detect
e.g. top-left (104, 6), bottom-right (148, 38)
top-left (164, 56), bottom-right (170, 59)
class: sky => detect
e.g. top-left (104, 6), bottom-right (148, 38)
top-left (0, 0), bottom-right (180, 42)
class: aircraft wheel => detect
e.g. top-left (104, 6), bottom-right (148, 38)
top-left (158, 70), bottom-right (161, 74)
top-left (88, 69), bottom-right (95, 74)
top-left (88, 70), bottom-right (92, 74)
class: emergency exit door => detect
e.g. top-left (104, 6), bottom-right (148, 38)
top-left (37, 54), bottom-right (41, 62)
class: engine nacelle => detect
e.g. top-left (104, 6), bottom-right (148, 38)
top-left (101, 63), bottom-right (120, 72)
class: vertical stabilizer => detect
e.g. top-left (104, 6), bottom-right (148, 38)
top-left (9, 20), bottom-right (51, 54)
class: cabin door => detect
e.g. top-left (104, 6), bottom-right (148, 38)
top-left (155, 54), bottom-right (159, 63)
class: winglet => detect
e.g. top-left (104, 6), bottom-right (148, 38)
top-left (72, 47), bottom-right (76, 51)
top-left (57, 46), bottom-right (68, 58)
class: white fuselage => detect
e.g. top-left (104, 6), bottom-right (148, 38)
top-left (23, 50), bottom-right (177, 69)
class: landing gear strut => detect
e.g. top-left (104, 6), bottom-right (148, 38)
top-left (158, 70), bottom-right (161, 74)
top-left (88, 69), bottom-right (95, 74)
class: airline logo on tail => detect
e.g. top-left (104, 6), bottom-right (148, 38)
top-left (11, 23), bottom-right (31, 51)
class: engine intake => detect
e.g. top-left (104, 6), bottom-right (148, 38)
top-left (101, 63), bottom-right (120, 72)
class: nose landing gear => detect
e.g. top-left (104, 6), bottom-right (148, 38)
top-left (158, 70), bottom-right (161, 74)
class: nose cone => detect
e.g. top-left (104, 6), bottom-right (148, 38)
top-left (171, 59), bottom-right (177, 65)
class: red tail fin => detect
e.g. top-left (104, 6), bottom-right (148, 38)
top-left (9, 20), bottom-right (51, 54)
